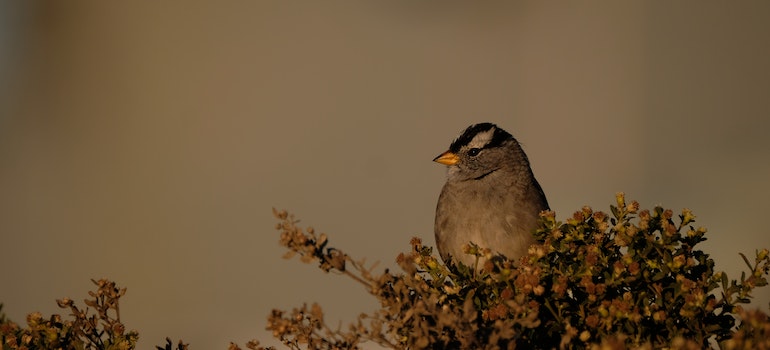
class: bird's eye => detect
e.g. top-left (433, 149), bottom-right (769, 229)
top-left (468, 148), bottom-right (481, 157)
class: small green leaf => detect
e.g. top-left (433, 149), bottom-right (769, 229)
top-left (610, 205), bottom-right (621, 220)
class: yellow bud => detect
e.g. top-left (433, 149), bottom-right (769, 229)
top-left (579, 330), bottom-right (591, 342)
top-left (426, 258), bottom-right (438, 270)
top-left (758, 249), bottom-right (769, 261)
top-left (615, 192), bottom-right (626, 208)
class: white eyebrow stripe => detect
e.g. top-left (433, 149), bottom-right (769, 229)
top-left (467, 128), bottom-right (495, 149)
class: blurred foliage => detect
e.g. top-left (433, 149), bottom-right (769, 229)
top-left (2, 194), bottom-right (769, 349)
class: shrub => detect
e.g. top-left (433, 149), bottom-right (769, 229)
top-left (0, 279), bottom-right (140, 350)
top-left (2, 194), bottom-right (769, 349)
top-left (262, 193), bottom-right (770, 349)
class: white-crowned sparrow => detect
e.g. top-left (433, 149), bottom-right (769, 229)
top-left (433, 123), bottom-right (549, 267)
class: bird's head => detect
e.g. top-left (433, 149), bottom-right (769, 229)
top-left (434, 123), bottom-right (526, 182)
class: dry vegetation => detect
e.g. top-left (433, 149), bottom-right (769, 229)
top-left (2, 193), bottom-right (770, 349)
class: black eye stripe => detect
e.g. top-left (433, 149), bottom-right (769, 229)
top-left (468, 148), bottom-right (481, 157)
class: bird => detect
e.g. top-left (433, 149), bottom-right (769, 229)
top-left (433, 122), bottom-right (549, 267)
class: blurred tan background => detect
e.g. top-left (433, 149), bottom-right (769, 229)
top-left (1, 2), bottom-right (769, 348)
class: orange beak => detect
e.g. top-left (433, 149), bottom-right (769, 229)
top-left (433, 151), bottom-right (460, 166)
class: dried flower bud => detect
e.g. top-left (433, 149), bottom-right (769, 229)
top-left (533, 285), bottom-right (545, 296)
top-left (56, 298), bottom-right (74, 308)
top-left (26, 312), bottom-right (43, 327)
top-left (627, 200), bottom-right (640, 213)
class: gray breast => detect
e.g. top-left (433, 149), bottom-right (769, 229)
top-left (434, 176), bottom-right (542, 267)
